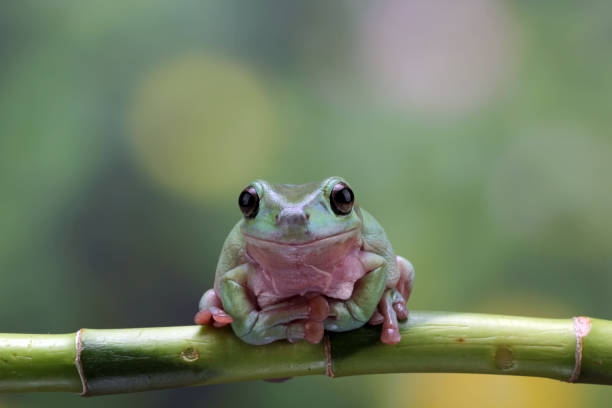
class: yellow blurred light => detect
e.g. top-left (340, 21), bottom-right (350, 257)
top-left (128, 53), bottom-right (279, 202)
top-left (386, 373), bottom-right (584, 408)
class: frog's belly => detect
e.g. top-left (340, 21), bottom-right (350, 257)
top-left (245, 235), bottom-right (366, 308)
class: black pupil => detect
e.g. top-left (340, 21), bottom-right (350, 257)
top-left (336, 188), bottom-right (353, 205)
top-left (331, 185), bottom-right (354, 215)
top-left (239, 191), bottom-right (255, 209)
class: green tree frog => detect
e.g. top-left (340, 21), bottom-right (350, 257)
top-left (195, 177), bottom-right (414, 345)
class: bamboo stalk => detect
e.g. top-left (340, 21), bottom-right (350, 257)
top-left (0, 311), bottom-right (610, 396)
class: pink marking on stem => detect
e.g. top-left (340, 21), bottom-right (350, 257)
top-left (569, 316), bottom-right (592, 382)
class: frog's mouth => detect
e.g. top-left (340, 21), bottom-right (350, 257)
top-left (243, 227), bottom-right (360, 247)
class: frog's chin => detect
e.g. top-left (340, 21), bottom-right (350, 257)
top-left (242, 227), bottom-right (360, 248)
top-left (243, 227), bottom-right (361, 273)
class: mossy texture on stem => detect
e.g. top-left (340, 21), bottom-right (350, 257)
top-left (0, 311), bottom-right (610, 396)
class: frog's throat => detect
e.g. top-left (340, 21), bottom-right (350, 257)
top-left (242, 227), bottom-right (360, 247)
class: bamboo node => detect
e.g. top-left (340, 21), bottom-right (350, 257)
top-left (75, 329), bottom-right (89, 396)
top-left (324, 333), bottom-right (334, 378)
top-left (569, 316), bottom-right (592, 382)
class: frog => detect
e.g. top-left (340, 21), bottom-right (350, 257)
top-left (194, 177), bottom-right (414, 345)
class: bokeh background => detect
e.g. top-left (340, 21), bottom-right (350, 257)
top-left (2, 0), bottom-right (612, 406)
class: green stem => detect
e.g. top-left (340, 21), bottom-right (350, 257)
top-left (1, 311), bottom-right (610, 396)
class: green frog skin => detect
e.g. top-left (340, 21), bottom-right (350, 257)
top-left (194, 177), bottom-right (414, 345)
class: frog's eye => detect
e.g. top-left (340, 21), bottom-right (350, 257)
top-left (330, 183), bottom-right (354, 216)
top-left (238, 186), bottom-right (259, 218)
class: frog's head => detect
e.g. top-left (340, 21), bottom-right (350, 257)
top-left (237, 177), bottom-right (362, 245)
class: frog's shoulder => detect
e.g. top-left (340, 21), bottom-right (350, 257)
top-left (357, 207), bottom-right (386, 238)
top-left (357, 207), bottom-right (397, 271)
top-left (214, 220), bottom-right (246, 279)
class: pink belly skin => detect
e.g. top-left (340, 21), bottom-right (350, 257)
top-left (244, 231), bottom-right (366, 308)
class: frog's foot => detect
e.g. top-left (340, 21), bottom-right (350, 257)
top-left (377, 255), bottom-right (414, 331)
top-left (271, 296), bottom-right (329, 344)
top-left (287, 320), bottom-right (325, 344)
top-left (300, 296), bottom-right (330, 343)
top-left (367, 257), bottom-right (413, 343)
top-left (368, 288), bottom-right (408, 325)
top-left (302, 295), bottom-right (331, 336)
top-left (195, 289), bottom-right (233, 328)
top-left (236, 295), bottom-right (329, 345)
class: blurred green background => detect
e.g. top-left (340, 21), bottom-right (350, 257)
top-left (1, 0), bottom-right (612, 406)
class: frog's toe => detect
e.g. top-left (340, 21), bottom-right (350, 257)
top-left (381, 326), bottom-right (401, 345)
top-left (210, 307), bottom-right (233, 324)
top-left (393, 302), bottom-right (409, 321)
top-left (197, 288), bottom-right (233, 327)
top-left (286, 320), bottom-right (324, 344)
top-left (304, 321), bottom-right (324, 344)
top-left (391, 290), bottom-right (408, 320)
top-left (308, 296), bottom-right (329, 322)
top-left (194, 307), bottom-right (233, 327)
top-left (194, 309), bottom-right (212, 325)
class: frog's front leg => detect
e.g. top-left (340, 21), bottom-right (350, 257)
top-left (218, 263), bottom-right (329, 345)
top-left (324, 252), bottom-right (388, 334)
